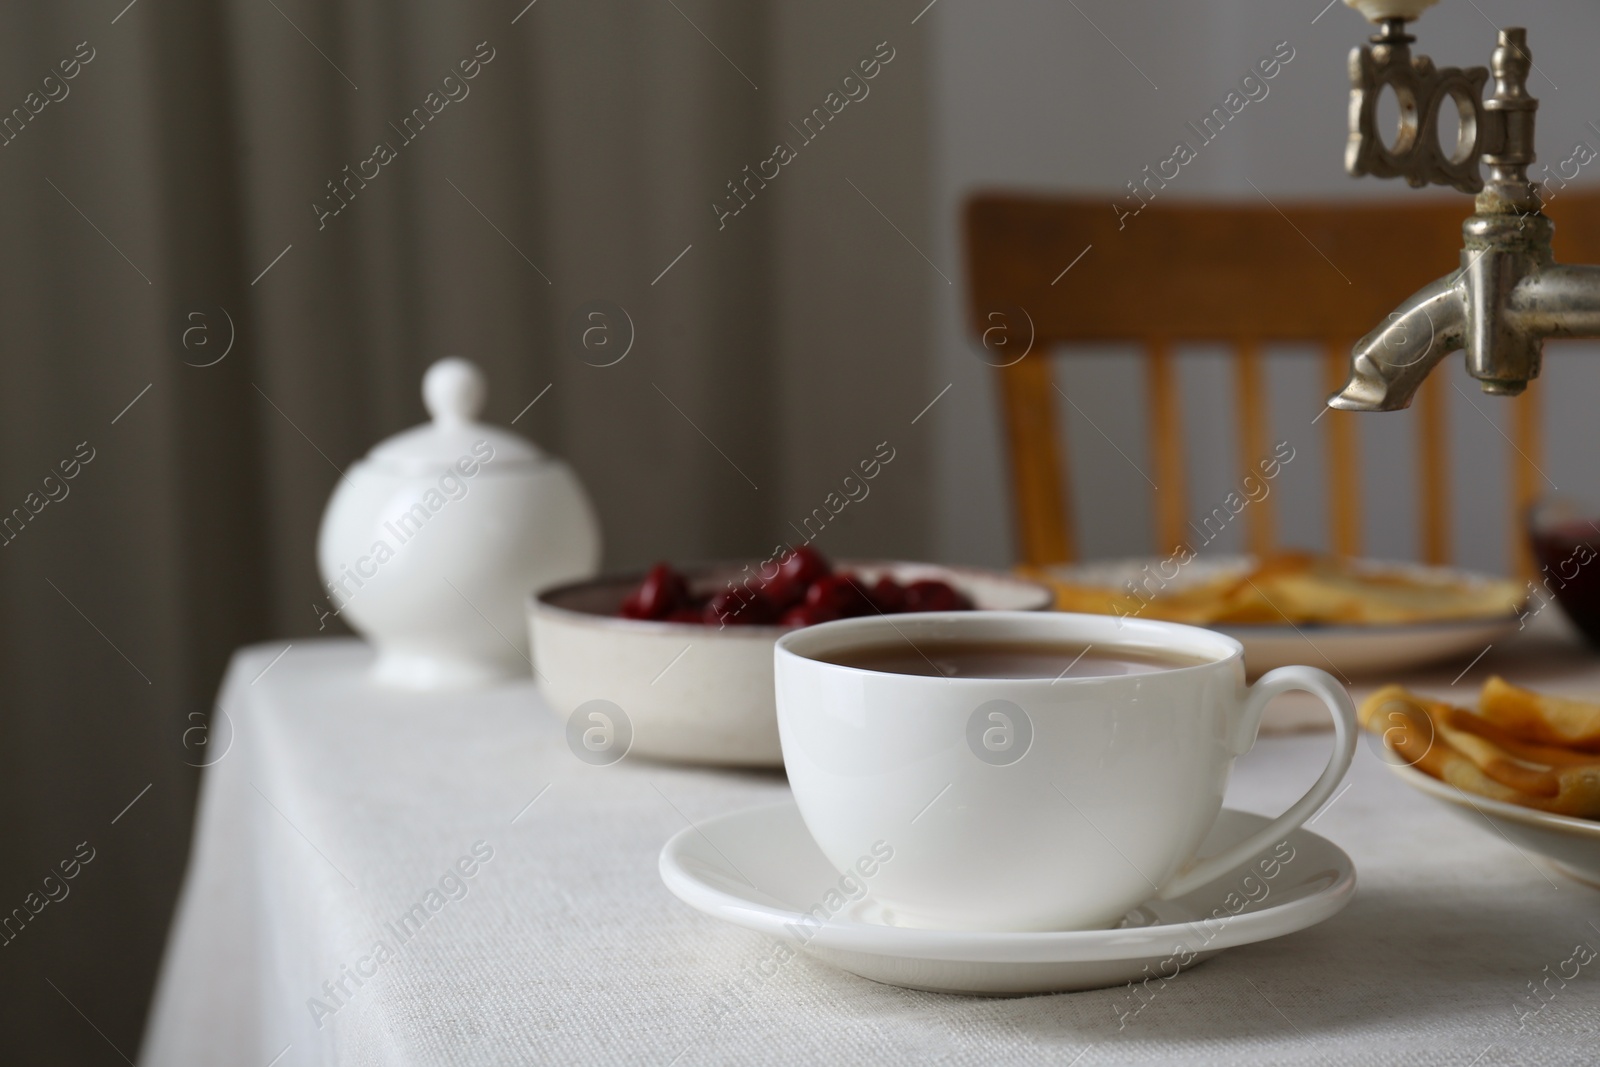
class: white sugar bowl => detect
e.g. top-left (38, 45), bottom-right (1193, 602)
top-left (317, 358), bottom-right (601, 689)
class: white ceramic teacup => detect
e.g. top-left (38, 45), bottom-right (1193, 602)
top-left (774, 611), bottom-right (1357, 931)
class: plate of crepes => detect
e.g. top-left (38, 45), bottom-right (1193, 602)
top-left (1027, 552), bottom-right (1525, 676)
top-left (1359, 678), bottom-right (1600, 887)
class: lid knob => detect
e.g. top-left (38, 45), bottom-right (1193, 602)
top-left (423, 357), bottom-right (487, 425)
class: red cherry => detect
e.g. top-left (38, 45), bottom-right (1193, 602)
top-left (805, 574), bottom-right (874, 618)
top-left (778, 545), bottom-right (831, 588)
top-left (868, 576), bottom-right (907, 614)
top-left (803, 575), bottom-right (850, 614)
top-left (747, 592), bottom-right (780, 623)
top-left (902, 579), bottom-right (973, 613)
top-left (619, 562), bottom-right (689, 620)
top-left (762, 573), bottom-right (807, 611)
top-left (780, 604), bottom-right (835, 628)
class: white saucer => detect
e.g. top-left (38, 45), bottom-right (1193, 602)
top-left (659, 802), bottom-right (1356, 996)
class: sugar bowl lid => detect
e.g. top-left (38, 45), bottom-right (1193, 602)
top-left (365, 357), bottom-right (543, 474)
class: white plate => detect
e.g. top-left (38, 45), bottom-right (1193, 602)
top-left (1386, 761), bottom-right (1600, 887)
top-left (1044, 555), bottom-right (1521, 677)
top-left (659, 801), bottom-right (1356, 996)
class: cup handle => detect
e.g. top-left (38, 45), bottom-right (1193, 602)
top-left (1156, 665), bottom-right (1358, 900)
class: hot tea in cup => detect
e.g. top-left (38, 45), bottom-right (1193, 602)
top-left (817, 638), bottom-right (1211, 678)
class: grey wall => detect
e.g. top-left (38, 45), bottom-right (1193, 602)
top-left (926, 0), bottom-right (1600, 575)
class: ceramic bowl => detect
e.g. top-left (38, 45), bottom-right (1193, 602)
top-left (528, 561), bottom-right (1053, 767)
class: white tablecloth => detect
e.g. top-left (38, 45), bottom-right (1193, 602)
top-left (144, 621), bottom-right (1600, 1066)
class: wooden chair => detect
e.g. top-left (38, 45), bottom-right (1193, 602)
top-left (964, 191), bottom-right (1600, 575)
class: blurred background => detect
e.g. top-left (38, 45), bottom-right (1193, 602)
top-left (3, 0), bottom-right (1598, 1059)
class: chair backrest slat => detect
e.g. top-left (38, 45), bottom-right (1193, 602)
top-left (1322, 343), bottom-right (1364, 559)
top-left (1146, 340), bottom-right (1188, 556)
top-left (1416, 370), bottom-right (1452, 565)
top-left (1511, 386), bottom-right (1544, 579)
top-left (996, 356), bottom-right (1073, 565)
top-left (1234, 340), bottom-right (1276, 557)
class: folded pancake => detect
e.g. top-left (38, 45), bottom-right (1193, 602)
top-left (1479, 675), bottom-right (1600, 753)
top-left (1263, 555), bottom-right (1523, 625)
top-left (1359, 685), bottom-right (1600, 820)
top-left (1030, 553), bottom-right (1523, 627)
top-left (1026, 569), bottom-right (1258, 624)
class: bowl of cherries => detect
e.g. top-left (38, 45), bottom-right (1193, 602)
top-left (528, 548), bottom-right (1052, 766)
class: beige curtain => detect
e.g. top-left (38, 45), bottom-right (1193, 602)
top-left (0, 0), bottom-right (932, 1057)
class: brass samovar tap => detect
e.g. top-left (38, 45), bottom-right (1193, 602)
top-left (1329, 1), bottom-right (1600, 411)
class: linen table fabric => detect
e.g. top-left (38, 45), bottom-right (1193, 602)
top-left (144, 633), bottom-right (1600, 1065)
